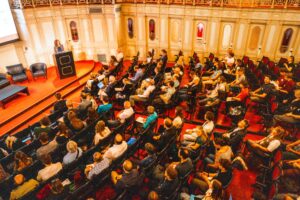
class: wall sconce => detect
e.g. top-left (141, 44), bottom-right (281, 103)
top-left (257, 45), bottom-right (262, 57)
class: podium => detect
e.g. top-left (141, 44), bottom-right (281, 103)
top-left (53, 51), bottom-right (76, 79)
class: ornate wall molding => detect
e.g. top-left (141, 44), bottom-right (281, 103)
top-left (9, 0), bottom-right (300, 9)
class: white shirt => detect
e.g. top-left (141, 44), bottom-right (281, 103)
top-left (37, 162), bottom-right (62, 181)
top-left (63, 148), bottom-right (83, 165)
top-left (103, 141), bottom-right (128, 160)
top-left (203, 120), bottom-right (214, 135)
top-left (138, 85), bottom-right (155, 98)
top-left (225, 56), bottom-right (235, 65)
top-left (208, 83), bottom-right (226, 98)
top-left (267, 140), bottom-right (281, 152)
top-left (94, 127), bottom-right (111, 145)
top-left (118, 107), bottom-right (134, 123)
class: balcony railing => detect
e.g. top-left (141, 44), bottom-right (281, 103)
top-left (10, 0), bottom-right (300, 9)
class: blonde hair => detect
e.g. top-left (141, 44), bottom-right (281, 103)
top-left (67, 140), bottom-right (78, 153)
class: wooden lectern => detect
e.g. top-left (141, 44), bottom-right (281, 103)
top-left (53, 51), bottom-right (76, 79)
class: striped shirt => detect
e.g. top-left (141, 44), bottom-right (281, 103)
top-left (87, 158), bottom-right (110, 180)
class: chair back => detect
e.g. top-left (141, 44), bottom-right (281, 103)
top-left (30, 63), bottom-right (46, 72)
top-left (6, 64), bottom-right (25, 75)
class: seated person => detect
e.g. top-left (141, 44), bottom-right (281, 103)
top-left (4, 135), bottom-right (25, 153)
top-left (53, 92), bottom-right (67, 113)
top-left (153, 81), bottom-right (176, 105)
top-left (77, 92), bottom-right (92, 118)
top-left (128, 65), bottom-right (145, 83)
top-left (33, 116), bottom-right (52, 139)
top-left (274, 89), bottom-right (300, 125)
top-left (229, 68), bottom-right (246, 89)
top-left (202, 61), bottom-right (223, 92)
top-left (198, 76), bottom-right (227, 107)
top-left (182, 126), bottom-right (206, 146)
top-left (191, 159), bottom-right (232, 194)
top-left (204, 139), bottom-right (233, 171)
top-left (93, 120), bottom-right (111, 145)
top-left (225, 81), bottom-right (249, 113)
top-left (274, 69), bottom-right (295, 103)
top-left (134, 143), bottom-right (157, 169)
top-left (108, 101), bottom-right (134, 127)
top-left (103, 134), bottom-right (128, 161)
top-left (85, 152), bottom-right (111, 180)
top-left (215, 119), bottom-right (248, 154)
top-left (247, 126), bottom-right (285, 157)
top-left (183, 127), bottom-right (208, 152)
top-left (104, 75), bottom-right (117, 97)
top-left (202, 111), bottom-right (215, 136)
top-left (111, 160), bottom-right (141, 191)
top-left (250, 75), bottom-right (275, 103)
top-left (180, 179), bottom-right (224, 200)
top-left (282, 139), bottom-right (300, 161)
top-left (85, 107), bottom-right (99, 125)
top-left (115, 78), bottom-right (133, 100)
top-left (151, 118), bottom-right (176, 149)
top-left (178, 71), bottom-right (200, 101)
top-left (63, 140), bottom-right (83, 165)
top-left (172, 106), bottom-right (184, 129)
top-left (36, 132), bottom-right (58, 160)
top-left (62, 100), bottom-right (77, 127)
top-left (155, 164), bottom-right (179, 199)
top-left (37, 154), bottom-right (62, 182)
top-left (106, 55), bottom-right (118, 74)
top-left (13, 151), bottom-right (33, 172)
top-left (44, 179), bottom-right (68, 200)
top-left (55, 122), bottom-right (72, 144)
top-left (67, 110), bottom-right (86, 131)
top-left (136, 106), bottom-right (158, 130)
top-left (129, 79), bottom-right (155, 106)
top-left (282, 55), bottom-right (295, 73)
top-left (174, 148), bottom-right (193, 178)
top-left (97, 96), bottom-right (113, 115)
top-left (10, 174), bottom-right (39, 200)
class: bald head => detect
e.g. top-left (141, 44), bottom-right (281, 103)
top-left (115, 134), bottom-right (123, 144)
top-left (124, 101), bottom-right (131, 109)
top-left (14, 174), bottom-right (25, 185)
top-left (123, 160), bottom-right (133, 173)
top-left (148, 191), bottom-right (159, 200)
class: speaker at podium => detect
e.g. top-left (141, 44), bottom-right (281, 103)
top-left (53, 51), bottom-right (76, 79)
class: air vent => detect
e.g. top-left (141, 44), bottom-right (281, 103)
top-left (97, 54), bottom-right (107, 62)
top-left (89, 7), bottom-right (103, 14)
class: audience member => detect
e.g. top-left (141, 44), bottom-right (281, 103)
top-left (13, 151), bottom-right (33, 172)
top-left (36, 132), bottom-right (58, 159)
top-left (103, 134), bottom-right (127, 161)
top-left (86, 107), bottom-right (99, 125)
top-left (4, 135), bottom-right (25, 153)
top-left (85, 152), bottom-right (111, 180)
top-left (10, 174), bottom-right (39, 200)
top-left (67, 110), bottom-right (86, 131)
top-left (33, 116), bottom-right (52, 139)
top-left (63, 140), bottom-right (83, 165)
top-left (97, 96), bottom-right (112, 115)
top-left (94, 120), bottom-right (111, 145)
top-left (108, 101), bottom-right (134, 127)
top-left (129, 79), bottom-right (155, 106)
top-left (172, 106), bottom-right (184, 129)
top-left (53, 92), bottom-right (67, 113)
top-left (111, 160), bottom-right (141, 191)
top-left (37, 154), bottom-right (62, 182)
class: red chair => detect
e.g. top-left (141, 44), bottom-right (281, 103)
top-left (261, 56), bottom-right (270, 65)
top-left (208, 53), bottom-right (214, 62)
top-left (242, 56), bottom-right (249, 65)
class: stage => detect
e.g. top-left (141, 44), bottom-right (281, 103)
top-left (0, 60), bottom-right (96, 135)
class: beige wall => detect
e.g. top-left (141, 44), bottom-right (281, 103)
top-left (1, 4), bottom-right (300, 72)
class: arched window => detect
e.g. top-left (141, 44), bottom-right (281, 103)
top-left (149, 19), bottom-right (155, 41)
top-left (70, 21), bottom-right (79, 42)
top-left (128, 18), bottom-right (134, 39)
top-left (222, 24), bottom-right (232, 49)
top-left (280, 28), bottom-right (293, 53)
top-left (249, 26), bottom-right (261, 50)
top-left (197, 23), bottom-right (204, 38)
